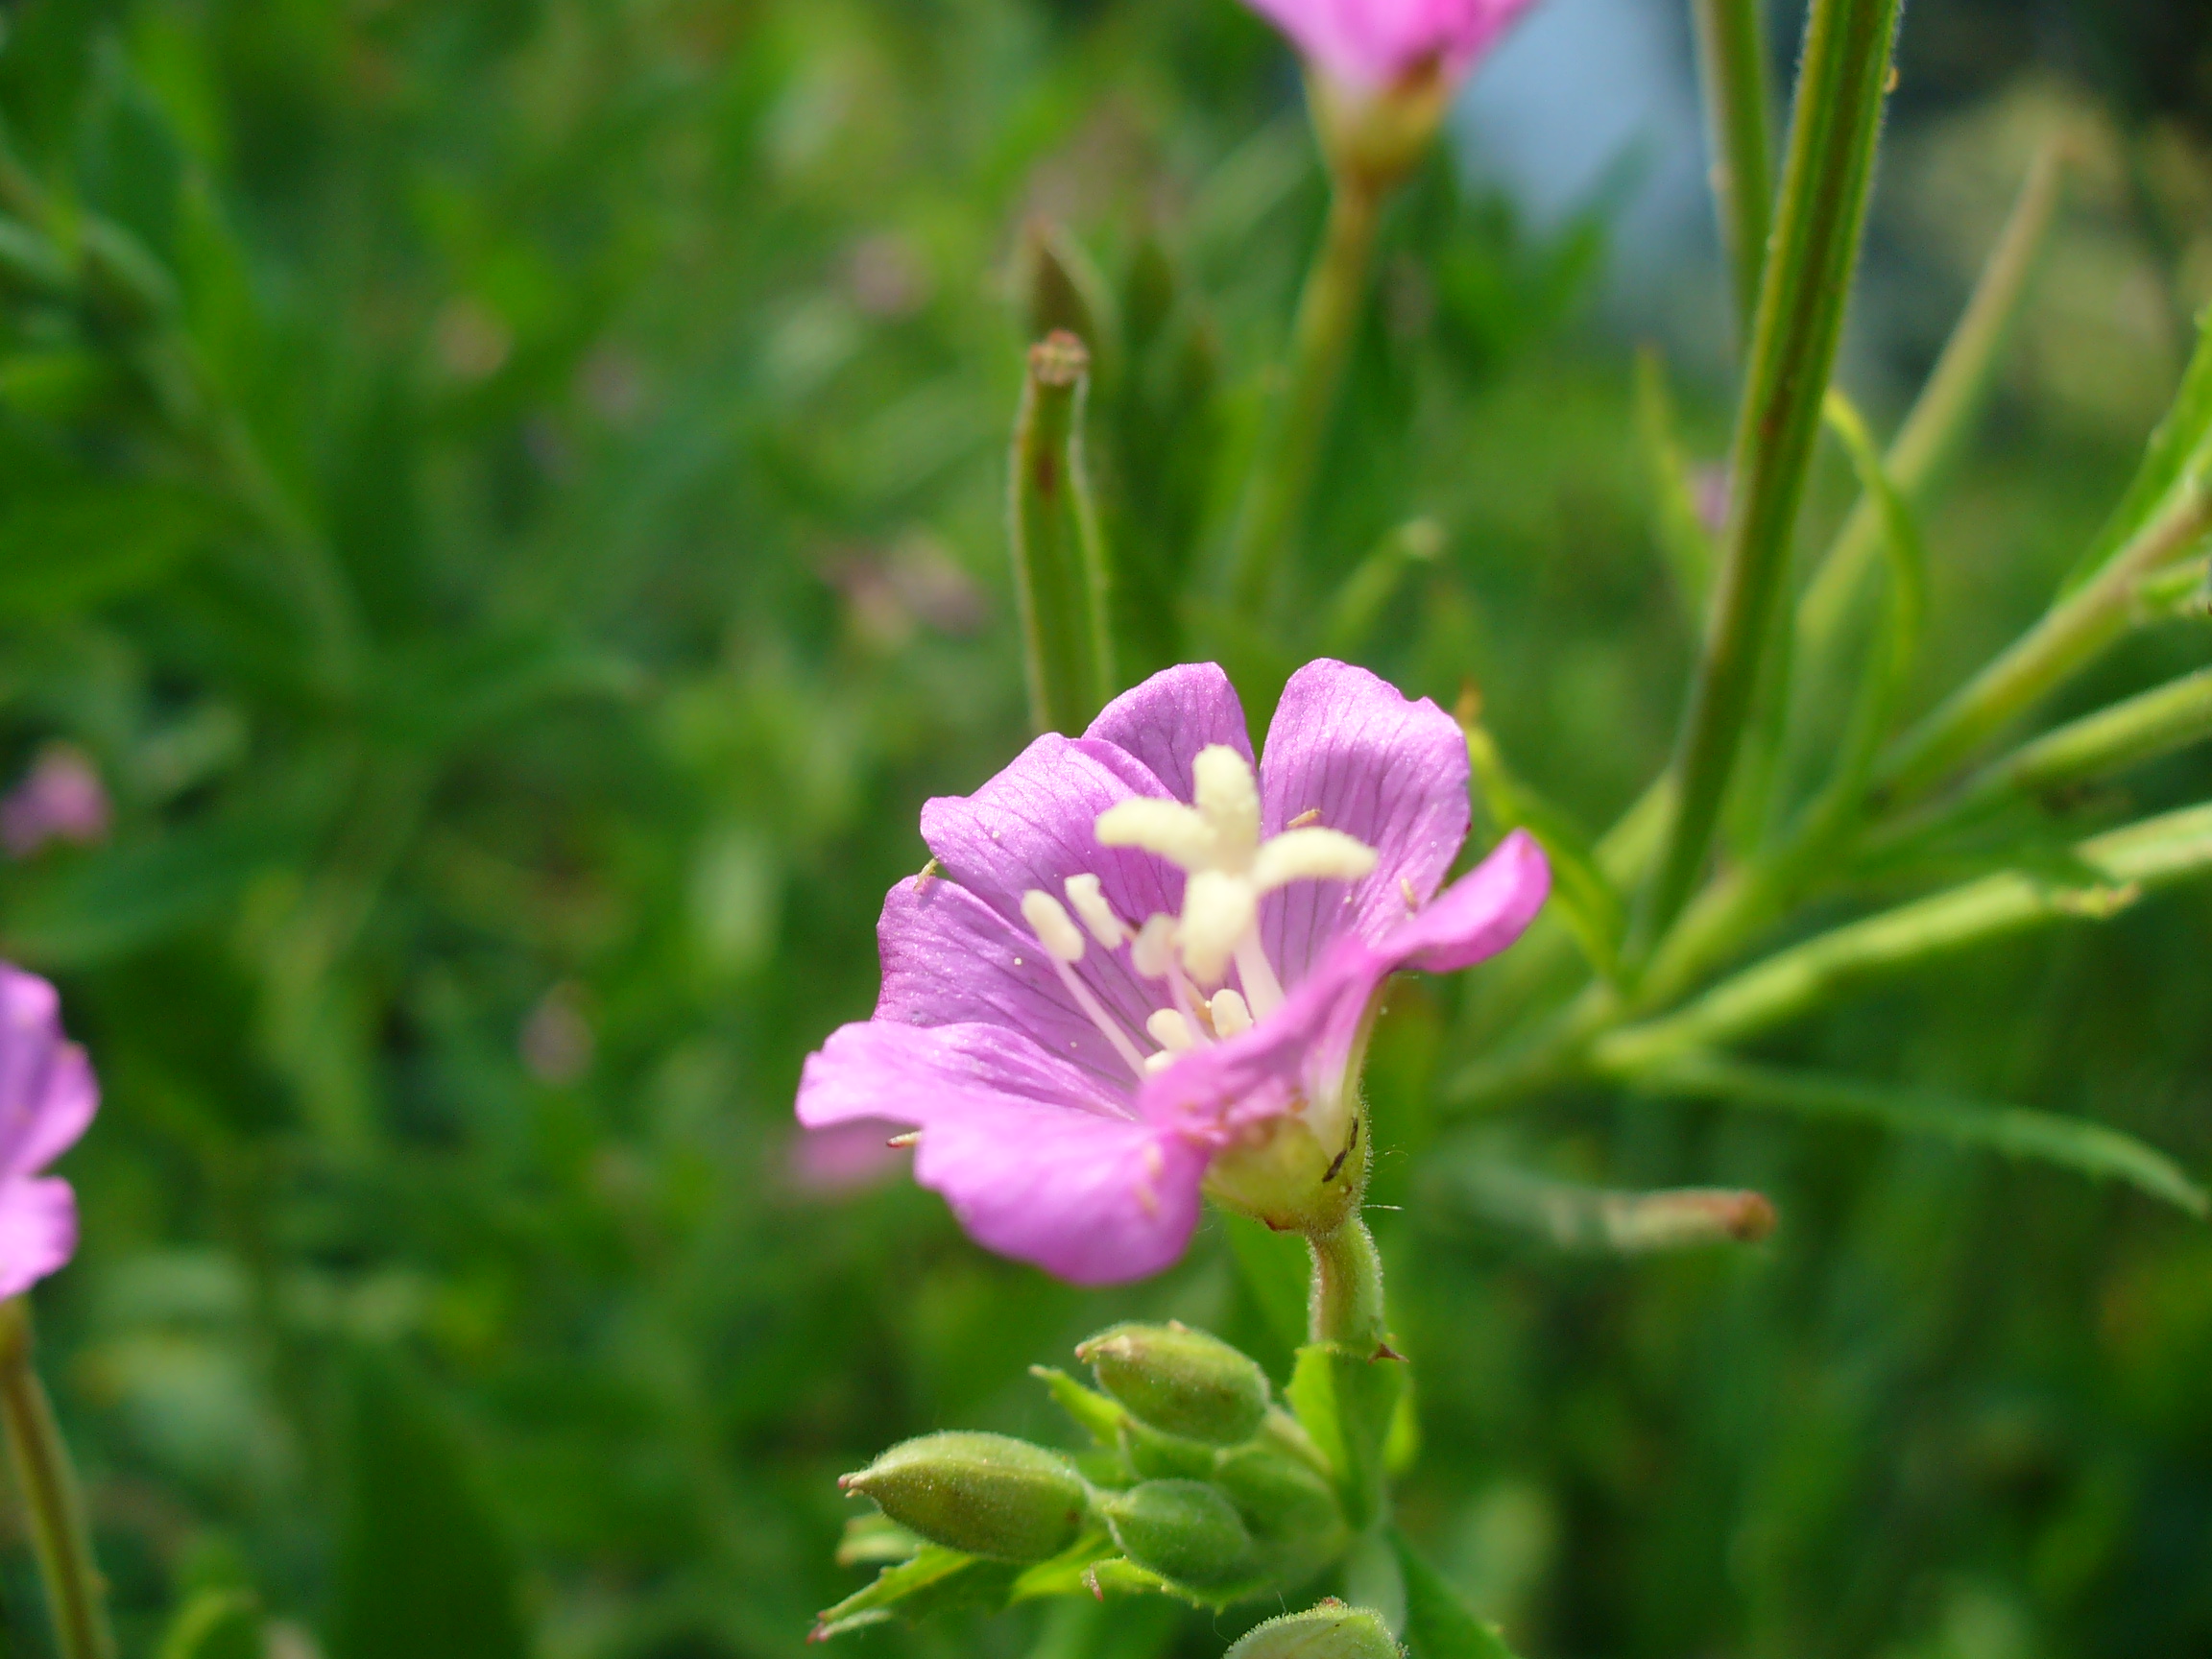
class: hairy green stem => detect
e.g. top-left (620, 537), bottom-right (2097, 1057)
top-left (1226, 177), bottom-right (1383, 612)
top-left (0, 1301), bottom-right (115, 1659)
top-left (1690, 0), bottom-right (1776, 336)
top-left (1308, 1216), bottom-right (1385, 1350)
top-left (1632, 0), bottom-right (1903, 960)
top-left (1877, 484), bottom-right (2212, 804)
top-left (1596, 802), bottom-right (2212, 1072)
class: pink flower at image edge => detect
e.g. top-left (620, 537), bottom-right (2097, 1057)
top-left (0, 966), bottom-right (98, 1299)
top-left (795, 659), bottom-right (1550, 1286)
top-left (1239, 0), bottom-right (1541, 92)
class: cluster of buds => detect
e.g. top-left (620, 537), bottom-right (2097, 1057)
top-left (833, 1321), bottom-right (1352, 1612)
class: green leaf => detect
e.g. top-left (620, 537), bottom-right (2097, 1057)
top-left (1464, 723), bottom-right (1626, 979)
top-left (1390, 1527), bottom-right (1523, 1659)
top-left (1220, 1210), bottom-right (1310, 1358)
top-left (1636, 1056), bottom-right (2208, 1216)
top-left (1633, 347), bottom-right (1719, 614)
top-left (811, 1545), bottom-right (1023, 1641)
top-left (326, 1351), bottom-right (529, 1659)
top-left (1285, 1343), bottom-right (1400, 1532)
top-left (1029, 1365), bottom-right (1128, 1447)
top-left (157, 1591), bottom-right (262, 1659)
top-left (2059, 307), bottom-right (2212, 597)
top-left (0, 478), bottom-right (215, 617)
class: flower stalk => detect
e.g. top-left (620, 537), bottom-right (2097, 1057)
top-left (1632, 0), bottom-right (1903, 962)
top-left (0, 1300), bottom-right (115, 1659)
top-left (1010, 331), bottom-right (1117, 734)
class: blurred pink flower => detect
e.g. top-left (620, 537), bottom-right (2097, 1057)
top-left (1, 748), bottom-right (110, 859)
top-left (0, 966), bottom-right (98, 1299)
top-left (1240, 0), bottom-right (1539, 91)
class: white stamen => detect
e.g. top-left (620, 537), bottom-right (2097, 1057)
top-left (1095, 798), bottom-right (1215, 868)
top-left (1235, 932), bottom-right (1286, 1019)
top-left (1179, 869), bottom-right (1258, 984)
top-left (1044, 956), bottom-right (1148, 1084)
top-left (1210, 988), bottom-right (1252, 1037)
top-left (1064, 874), bottom-right (1127, 948)
top-left (1190, 746), bottom-right (1262, 863)
top-left (1250, 828), bottom-right (1378, 892)
top-left (1130, 914), bottom-right (1180, 979)
top-left (1021, 889), bottom-right (1088, 963)
top-left (1143, 1051), bottom-right (1178, 1074)
top-left (1146, 1009), bottom-right (1196, 1052)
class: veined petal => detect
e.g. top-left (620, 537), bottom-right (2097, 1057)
top-left (876, 877), bottom-right (1147, 1096)
top-left (1085, 661), bottom-right (1253, 805)
top-left (1378, 829), bottom-right (1551, 972)
top-left (0, 1175), bottom-right (76, 1300)
top-left (798, 1020), bottom-right (1133, 1133)
top-left (915, 1100), bottom-right (1210, 1286)
top-left (1258, 660), bottom-right (1471, 986)
top-left (796, 1020), bottom-right (1206, 1285)
top-left (922, 733), bottom-right (1183, 945)
top-left (1251, 827), bottom-right (1379, 893)
top-left (0, 965), bottom-right (98, 1180)
top-left (1240, 0), bottom-right (1538, 89)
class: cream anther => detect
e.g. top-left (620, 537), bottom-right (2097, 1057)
top-left (1210, 988), bottom-right (1253, 1037)
top-left (1130, 914), bottom-right (1180, 978)
top-left (1251, 828), bottom-right (1377, 890)
top-left (1021, 890), bottom-right (1088, 964)
top-left (1063, 874), bottom-right (1128, 948)
top-left (1145, 1009), bottom-right (1196, 1052)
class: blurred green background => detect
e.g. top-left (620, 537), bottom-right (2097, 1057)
top-left (0, 0), bottom-right (2207, 1655)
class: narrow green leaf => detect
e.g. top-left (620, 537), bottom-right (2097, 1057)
top-left (1029, 1366), bottom-right (1128, 1448)
top-left (1688, 0), bottom-right (1775, 338)
top-left (156, 1592), bottom-right (261, 1659)
top-left (1390, 1527), bottom-right (1524, 1659)
top-left (811, 1545), bottom-right (1021, 1641)
top-left (2059, 306), bottom-right (2212, 597)
top-left (1464, 723), bottom-right (1626, 979)
top-left (326, 1351), bottom-right (528, 1659)
top-left (1633, 347), bottom-right (1719, 613)
top-left (1633, 1056), bottom-right (2207, 1216)
top-left (1319, 518), bottom-right (1443, 657)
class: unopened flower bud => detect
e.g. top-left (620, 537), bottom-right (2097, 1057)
top-left (1225, 1600), bottom-right (1402, 1659)
top-left (1076, 1321), bottom-right (1269, 1445)
top-left (1212, 1439), bottom-right (1345, 1553)
top-left (838, 1431), bottom-right (1089, 1562)
top-left (1098, 1479), bottom-right (1254, 1588)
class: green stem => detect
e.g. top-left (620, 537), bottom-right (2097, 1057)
top-left (0, 1300), bottom-right (116, 1659)
top-left (1009, 332), bottom-right (1117, 733)
top-left (1690, 0), bottom-right (1776, 337)
top-left (1226, 177), bottom-right (1383, 613)
top-left (1876, 483), bottom-right (2212, 804)
top-left (1631, 0), bottom-right (1903, 961)
top-left (1595, 802), bottom-right (2212, 1072)
top-left (1796, 136), bottom-right (2066, 653)
top-left (1307, 1216), bottom-right (1385, 1350)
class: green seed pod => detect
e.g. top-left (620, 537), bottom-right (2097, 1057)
top-left (1225, 1600), bottom-right (1402, 1659)
top-left (1076, 1321), bottom-right (1269, 1446)
top-left (838, 1432), bottom-right (1089, 1562)
top-left (1098, 1479), bottom-right (1253, 1587)
top-left (1211, 1439), bottom-right (1345, 1553)
top-left (1118, 1416), bottom-right (1217, 1480)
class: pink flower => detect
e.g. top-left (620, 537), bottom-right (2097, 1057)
top-left (795, 661), bottom-right (1550, 1286)
top-left (1239, 0), bottom-right (1539, 92)
top-left (0, 967), bottom-right (99, 1299)
top-left (1, 749), bottom-right (111, 859)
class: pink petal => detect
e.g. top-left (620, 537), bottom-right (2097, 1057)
top-left (921, 733), bottom-right (1184, 943)
top-left (796, 1021), bottom-right (1204, 1284)
top-left (1084, 662), bottom-right (1253, 805)
top-left (1380, 829), bottom-right (1551, 972)
top-left (0, 1176), bottom-right (78, 1299)
top-left (914, 1100), bottom-right (1209, 1286)
top-left (876, 875), bottom-right (1152, 1094)
top-left (798, 1019), bottom-right (1130, 1131)
top-left (1241, 0), bottom-right (1539, 89)
top-left (0, 966), bottom-right (99, 1180)
top-left (1257, 660), bottom-right (1471, 986)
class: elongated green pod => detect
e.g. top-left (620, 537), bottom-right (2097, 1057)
top-left (1076, 1321), bottom-right (1270, 1446)
top-left (1009, 331), bottom-right (1116, 734)
top-left (839, 1431), bottom-right (1090, 1563)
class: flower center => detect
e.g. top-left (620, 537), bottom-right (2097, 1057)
top-left (1016, 746), bottom-right (1378, 1083)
